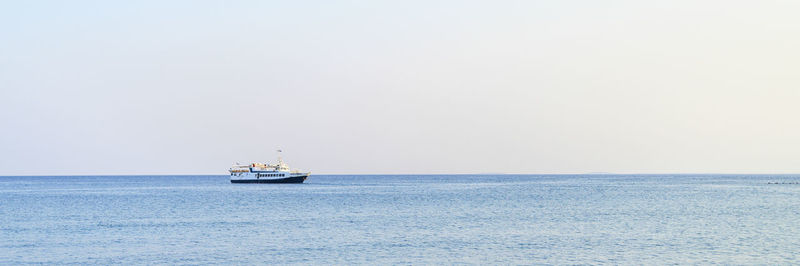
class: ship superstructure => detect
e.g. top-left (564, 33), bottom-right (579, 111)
top-left (229, 157), bottom-right (309, 183)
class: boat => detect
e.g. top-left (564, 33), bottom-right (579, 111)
top-left (229, 157), bottom-right (310, 183)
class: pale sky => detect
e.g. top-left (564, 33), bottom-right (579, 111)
top-left (2, 1), bottom-right (800, 175)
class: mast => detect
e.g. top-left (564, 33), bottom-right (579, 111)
top-left (276, 149), bottom-right (288, 171)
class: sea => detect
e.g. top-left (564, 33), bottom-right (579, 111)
top-left (1, 174), bottom-right (799, 265)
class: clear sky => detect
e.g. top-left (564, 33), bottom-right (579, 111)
top-left (2, 1), bottom-right (800, 175)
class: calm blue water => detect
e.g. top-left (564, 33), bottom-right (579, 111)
top-left (2, 174), bottom-right (799, 264)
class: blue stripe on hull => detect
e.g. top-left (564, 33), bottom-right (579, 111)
top-left (230, 175), bottom-right (308, 184)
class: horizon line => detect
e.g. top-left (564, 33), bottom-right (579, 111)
top-left (3, 172), bottom-right (800, 177)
